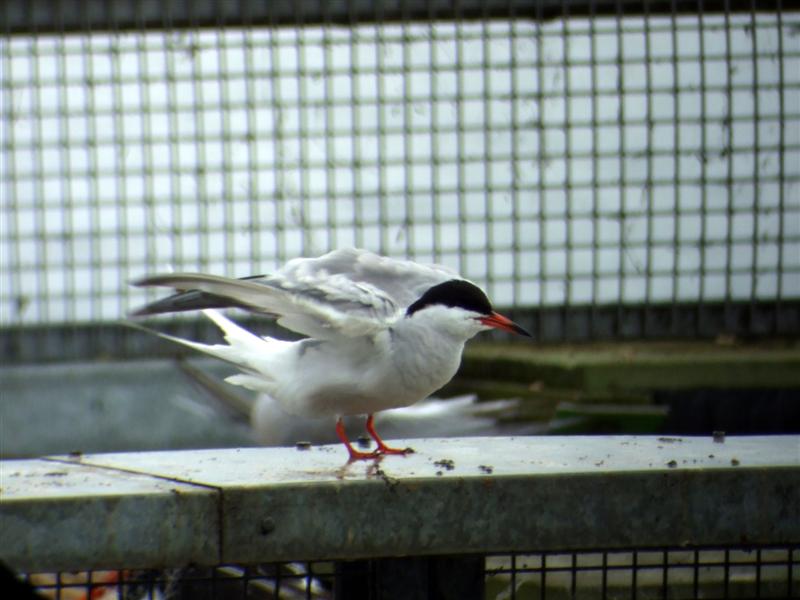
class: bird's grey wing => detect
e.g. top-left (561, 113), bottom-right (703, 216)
top-left (131, 270), bottom-right (399, 339)
top-left (131, 248), bottom-right (461, 338)
top-left (275, 248), bottom-right (460, 308)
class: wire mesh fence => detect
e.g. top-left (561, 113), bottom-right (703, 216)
top-left (3, 7), bottom-right (798, 596)
top-left (1, 2), bottom-right (799, 352)
top-left (15, 545), bottom-right (800, 600)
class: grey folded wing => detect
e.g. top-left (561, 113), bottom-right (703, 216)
top-left (130, 248), bottom-right (460, 338)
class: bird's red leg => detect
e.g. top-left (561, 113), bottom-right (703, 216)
top-left (336, 417), bottom-right (380, 460)
top-left (365, 414), bottom-right (414, 455)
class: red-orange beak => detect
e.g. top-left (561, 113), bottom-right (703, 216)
top-left (478, 312), bottom-right (532, 337)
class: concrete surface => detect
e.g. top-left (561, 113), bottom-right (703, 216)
top-left (2, 435), bottom-right (798, 572)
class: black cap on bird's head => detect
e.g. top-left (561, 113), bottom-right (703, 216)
top-left (406, 280), bottom-right (492, 316)
top-left (406, 280), bottom-right (531, 337)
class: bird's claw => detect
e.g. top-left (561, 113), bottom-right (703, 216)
top-left (346, 450), bottom-right (382, 461)
top-left (375, 444), bottom-right (415, 456)
top-left (346, 445), bottom-right (415, 461)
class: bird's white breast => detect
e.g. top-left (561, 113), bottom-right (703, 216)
top-left (267, 323), bottom-right (465, 418)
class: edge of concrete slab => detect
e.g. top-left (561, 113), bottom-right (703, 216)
top-left (2, 435), bottom-right (798, 572)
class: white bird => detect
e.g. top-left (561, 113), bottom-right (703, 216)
top-left (131, 248), bottom-right (530, 460)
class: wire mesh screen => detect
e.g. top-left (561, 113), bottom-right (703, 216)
top-left (2, 3), bottom-right (799, 332)
top-left (17, 545), bottom-right (800, 600)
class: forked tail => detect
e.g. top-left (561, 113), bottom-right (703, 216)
top-left (128, 310), bottom-right (286, 386)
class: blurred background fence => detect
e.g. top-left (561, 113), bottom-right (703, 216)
top-left (2, 0), bottom-right (799, 363)
top-left (2, 4), bottom-right (799, 598)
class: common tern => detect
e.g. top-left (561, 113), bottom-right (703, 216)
top-left (131, 248), bottom-right (530, 460)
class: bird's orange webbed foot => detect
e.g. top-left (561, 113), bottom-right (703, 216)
top-left (337, 418), bottom-right (382, 461)
top-left (336, 416), bottom-right (415, 461)
top-left (346, 447), bottom-right (383, 461)
top-left (366, 414), bottom-right (415, 456)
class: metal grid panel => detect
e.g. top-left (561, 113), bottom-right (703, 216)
top-left (2, 5), bottom-right (799, 328)
top-left (485, 546), bottom-right (800, 599)
top-left (17, 545), bottom-right (800, 599)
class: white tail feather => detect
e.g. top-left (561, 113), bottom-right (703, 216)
top-left (224, 374), bottom-right (275, 393)
top-left (131, 310), bottom-right (286, 380)
top-left (201, 309), bottom-right (268, 346)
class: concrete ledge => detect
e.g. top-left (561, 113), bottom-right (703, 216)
top-left (2, 435), bottom-right (798, 572)
top-left (1, 458), bottom-right (218, 572)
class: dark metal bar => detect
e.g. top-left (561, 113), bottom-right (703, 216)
top-left (1, 300), bottom-right (799, 363)
top-left (2, 0), bottom-right (789, 35)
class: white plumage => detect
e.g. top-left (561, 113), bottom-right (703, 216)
top-left (131, 248), bottom-right (530, 460)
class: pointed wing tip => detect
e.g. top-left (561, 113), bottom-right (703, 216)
top-left (129, 274), bottom-right (155, 288)
top-left (121, 318), bottom-right (158, 335)
top-left (130, 273), bottom-right (179, 288)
